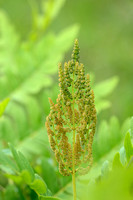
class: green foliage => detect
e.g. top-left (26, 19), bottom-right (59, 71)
top-left (30, 174), bottom-right (47, 195)
top-left (0, 2), bottom-right (79, 199)
top-left (1, 117), bottom-right (131, 200)
top-left (0, 8), bottom-right (79, 149)
top-left (0, 2), bottom-right (131, 199)
top-left (101, 160), bottom-right (109, 178)
top-left (9, 144), bottom-right (35, 180)
top-left (94, 76), bottom-right (119, 113)
top-left (83, 168), bottom-right (133, 200)
top-left (29, 0), bottom-right (66, 39)
top-left (112, 152), bottom-right (123, 169)
top-left (93, 116), bottom-right (130, 161)
top-left (0, 185), bottom-right (20, 200)
top-left (0, 150), bottom-right (17, 172)
top-left (85, 123), bottom-right (133, 200)
top-left (0, 98), bottom-right (9, 117)
top-left (0, 145), bottom-right (56, 199)
top-left (124, 132), bottom-right (133, 162)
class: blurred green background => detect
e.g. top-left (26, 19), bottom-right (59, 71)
top-left (0, 0), bottom-right (133, 122)
top-left (0, 0), bottom-right (133, 199)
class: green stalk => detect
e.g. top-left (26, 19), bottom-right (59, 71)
top-left (72, 69), bottom-right (76, 200)
top-left (72, 171), bottom-right (76, 200)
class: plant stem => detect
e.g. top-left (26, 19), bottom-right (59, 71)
top-left (72, 69), bottom-right (76, 200)
top-left (72, 169), bottom-right (76, 200)
top-left (72, 126), bottom-right (76, 200)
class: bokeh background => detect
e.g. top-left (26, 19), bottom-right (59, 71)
top-left (0, 0), bottom-right (133, 199)
top-left (0, 0), bottom-right (133, 123)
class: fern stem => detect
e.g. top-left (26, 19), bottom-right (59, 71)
top-left (72, 172), bottom-right (76, 200)
top-left (72, 69), bottom-right (76, 200)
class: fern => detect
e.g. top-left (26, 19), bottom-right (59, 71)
top-left (0, 144), bottom-right (61, 200)
top-left (0, 9), bottom-right (79, 148)
top-left (94, 76), bottom-right (118, 113)
top-left (93, 116), bottom-right (130, 161)
top-left (0, 4), bottom-right (79, 198)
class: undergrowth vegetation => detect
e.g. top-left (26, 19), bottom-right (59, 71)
top-left (0, 1), bottom-right (133, 200)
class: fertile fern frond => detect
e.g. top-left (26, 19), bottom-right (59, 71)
top-left (46, 40), bottom-right (97, 176)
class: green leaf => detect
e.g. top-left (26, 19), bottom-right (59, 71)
top-left (21, 170), bottom-right (32, 184)
top-left (121, 117), bottom-right (131, 136)
top-left (94, 76), bottom-right (119, 99)
top-left (43, 0), bottom-right (65, 20)
top-left (112, 152), bottom-right (123, 169)
top-left (0, 149), bottom-right (17, 172)
top-left (9, 144), bottom-right (35, 181)
top-left (17, 151), bottom-right (35, 181)
top-left (41, 158), bottom-right (59, 193)
top-left (124, 132), bottom-right (133, 162)
top-left (9, 143), bottom-right (22, 171)
top-left (30, 174), bottom-right (47, 195)
top-left (109, 116), bottom-right (121, 147)
top-left (101, 160), bottom-right (109, 177)
top-left (17, 128), bottom-right (50, 159)
top-left (1, 184), bottom-right (20, 200)
top-left (5, 174), bottom-right (22, 184)
top-left (95, 100), bottom-right (111, 114)
top-left (93, 120), bottom-right (110, 159)
top-left (94, 77), bottom-right (119, 114)
top-left (0, 14), bottom-right (79, 150)
top-left (6, 170), bottom-right (32, 185)
top-left (21, 73), bottom-right (53, 93)
top-left (93, 116), bottom-right (124, 162)
top-left (119, 147), bottom-right (126, 166)
top-left (0, 98), bottom-right (9, 117)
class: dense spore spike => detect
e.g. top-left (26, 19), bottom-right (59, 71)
top-left (72, 39), bottom-right (80, 63)
top-left (45, 39), bottom-right (97, 177)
